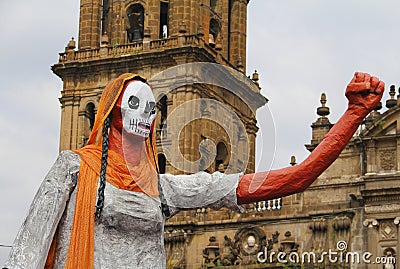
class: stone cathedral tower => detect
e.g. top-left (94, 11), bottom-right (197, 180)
top-left (52, 0), bottom-right (267, 175)
top-left (52, 1), bottom-right (271, 267)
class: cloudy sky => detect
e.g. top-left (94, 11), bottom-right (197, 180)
top-left (1, 0), bottom-right (400, 264)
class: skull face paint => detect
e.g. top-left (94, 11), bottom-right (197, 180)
top-left (121, 81), bottom-right (156, 137)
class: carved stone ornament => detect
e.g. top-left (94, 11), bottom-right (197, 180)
top-left (203, 236), bottom-right (221, 268)
top-left (332, 216), bottom-right (351, 231)
top-left (278, 231), bottom-right (299, 254)
top-left (210, 227), bottom-right (276, 266)
top-left (165, 229), bottom-right (188, 269)
top-left (363, 218), bottom-right (379, 228)
top-left (308, 218), bottom-right (328, 232)
top-left (234, 227), bottom-right (267, 256)
top-left (380, 220), bottom-right (396, 240)
top-left (380, 150), bottom-right (396, 171)
top-left (309, 218), bottom-right (328, 253)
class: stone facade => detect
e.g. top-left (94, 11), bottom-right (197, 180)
top-left (163, 92), bottom-right (400, 269)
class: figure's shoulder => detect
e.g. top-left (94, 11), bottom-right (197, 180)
top-left (158, 171), bottom-right (243, 213)
top-left (58, 150), bottom-right (81, 162)
top-left (56, 150), bottom-right (81, 173)
top-left (158, 171), bottom-right (208, 185)
top-left (159, 171), bottom-right (241, 183)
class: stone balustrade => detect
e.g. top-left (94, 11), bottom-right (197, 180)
top-left (254, 198), bottom-right (282, 212)
top-left (58, 34), bottom-right (226, 65)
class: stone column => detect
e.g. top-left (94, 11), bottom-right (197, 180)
top-left (363, 218), bottom-right (379, 262)
top-left (309, 218), bottom-right (328, 253)
top-left (78, 0), bottom-right (102, 49)
top-left (397, 136), bottom-right (400, 172)
top-left (365, 140), bottom-right (377, 175)
top-left (394, 217), bottom-right (400, 264)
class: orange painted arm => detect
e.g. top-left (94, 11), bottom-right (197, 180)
top-left (237, 72), bottom-right (385, 205)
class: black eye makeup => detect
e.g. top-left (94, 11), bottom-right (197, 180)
top-left (144, 101), bottom-right (156, 114)
top-left (128, 95), bottom-right (140, 109)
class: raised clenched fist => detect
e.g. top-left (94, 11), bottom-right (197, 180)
top-left (345, 72), bottom-right (385, 111)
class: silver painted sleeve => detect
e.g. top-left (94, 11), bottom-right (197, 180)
top-left (3, 151), bottom-right (80, 269)
top-left (159, 171), bottom-right (243, 215)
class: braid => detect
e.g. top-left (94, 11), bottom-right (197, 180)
top-left (150, 132), bottom-right (171, 217)
top-left (95, 115), bottom-right (111, 219)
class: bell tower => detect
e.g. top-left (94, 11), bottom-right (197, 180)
top-left (76, 0), bottom-right (248, 64)
top-left (52, 0), bottom-right (266, 174)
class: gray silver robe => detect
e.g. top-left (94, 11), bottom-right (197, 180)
top-left (3, 151), bottom-right (242, 269)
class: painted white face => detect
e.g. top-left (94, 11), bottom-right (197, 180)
top-left (121, 81), bottom-right (156, 137)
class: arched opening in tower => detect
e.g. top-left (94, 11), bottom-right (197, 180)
top-left (159, 1), bottom-right (169, 39)
top-left (126, 4), bottom-right (144, 42)
top-left (215, 142), bottom-right (228, 172)
top-left (210, 0), bottom-right (217, 10)
top-left (82, 102), bottom-right (96, 146)
top-left (209, 18), bottom-right (220, 47)
top-left (156, 94), bottom-right (168, 139)
top-left (86, 102), bottom-right (96, 130)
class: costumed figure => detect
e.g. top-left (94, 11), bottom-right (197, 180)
top-left (3, 72), bottom-right (384, 269)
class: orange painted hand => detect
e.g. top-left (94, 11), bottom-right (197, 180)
top-left (345, 72), bottom-right (385, 111)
